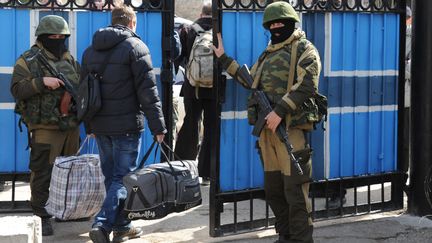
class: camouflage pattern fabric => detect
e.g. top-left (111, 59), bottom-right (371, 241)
top-left (11, 43), bottom-right (80, 131)
top-left (220, 29), bottom-right (321, 129)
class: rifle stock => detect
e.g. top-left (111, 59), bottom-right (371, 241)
top-left (237, 65), bottom-right (303, 175)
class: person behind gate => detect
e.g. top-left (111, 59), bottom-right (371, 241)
top-left (10, 15), bottom-right (80, 237)
top-left (80, 4), bottom-right (166, 243)
top-left (212, 2), bottom-right (321, 243)
top-left (174, 2), bottom-right (215, 186)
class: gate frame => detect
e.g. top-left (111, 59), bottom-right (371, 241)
top-left (209, 0), bottom-right (408, 237)
top-left (0, 0), bottom-right (175, 213)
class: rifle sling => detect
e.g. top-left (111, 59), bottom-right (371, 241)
top-left (287, 40), bottom-right (299, 91)
top-left (251, 51), bottom-right (268, 89)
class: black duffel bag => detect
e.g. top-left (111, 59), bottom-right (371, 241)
top-left (123, 141), bottom-right (202, 220)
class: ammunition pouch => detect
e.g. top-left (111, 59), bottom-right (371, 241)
top-left (290, 92), bottom-right (329, 131)
top-left (293, 147), bottom-right (312, 165)
top-left (291, 147), bottom-right (313, 184)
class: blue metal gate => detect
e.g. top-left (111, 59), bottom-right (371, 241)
top-left (210, 0), bottom-right (407, 236)
top-left (0, 0), bottom-right (175, 211)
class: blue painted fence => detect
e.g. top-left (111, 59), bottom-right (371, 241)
top-left (0, 9), bottom-right (163, 173)
top-left (219, 12), bottom-right (400, 192)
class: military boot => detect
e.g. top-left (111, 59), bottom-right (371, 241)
top-left (41, 218), bottom-right (53, 236)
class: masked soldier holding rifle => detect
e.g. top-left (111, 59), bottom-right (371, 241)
top-left (10, 15), bottom-right (80, 236)
top-left (213, 2), bottom-right (322, 242)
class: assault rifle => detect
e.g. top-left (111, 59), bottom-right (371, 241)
top-left (237, 64), bottom-right (303, 175)
top-left (30, 49), bottom-right (78, 101)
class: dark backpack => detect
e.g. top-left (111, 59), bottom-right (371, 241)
top-left (77, 72), bottom-right (102, 122)
top-left (77, 49), bottom-right (116, 122)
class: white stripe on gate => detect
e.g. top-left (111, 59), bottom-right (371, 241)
top-left (0, 67), bottom-right (13, 74)
top-left (0, 103), bottom-right (15, 110)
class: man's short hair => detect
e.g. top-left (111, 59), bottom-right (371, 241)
top-left (112, 4), bottom-right (136, 26)
top-left (201, 2), bottom-right (212, 17)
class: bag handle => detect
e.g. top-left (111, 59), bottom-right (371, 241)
top-left (94, 36), bottom-right (131, 78)
top-left (136, 141), bottom-right (177, 170)
top-left (76, 135), bottom-right (98, 155)
top-left (76, 135), bottom-right (90, 155)
top-left (161, 141), bottom-right (187, 167)
top-left (136, 140), bottom-right (158, 169)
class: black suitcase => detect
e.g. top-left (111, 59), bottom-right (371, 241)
top-left (149, 160), bottom-right (202, 212)
top-left (123, 142), bottom-right (202, 220)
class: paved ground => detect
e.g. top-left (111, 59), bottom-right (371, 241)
top-left (1, 182), bottom-right (432, 242)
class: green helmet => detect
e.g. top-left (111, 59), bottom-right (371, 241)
top-left (35, 15), bottom-right (70, 36)
top-left (262, 1), bottom-right (300, 29)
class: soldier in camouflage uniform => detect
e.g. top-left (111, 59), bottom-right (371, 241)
top-left (10, 15), bottom-right (80, 236)
top-left (213, 2), bottom-right (321, 242)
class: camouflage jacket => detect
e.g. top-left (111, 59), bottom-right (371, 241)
top-left (219, 29), bottom-right (321, 129)
top-left (10, 42), bottom-right (80, 131)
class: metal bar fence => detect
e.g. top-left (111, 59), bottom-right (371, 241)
top-left (210, 0), bottom-right (407, 237)
top-left (0, 0), bottom-right (174, 212)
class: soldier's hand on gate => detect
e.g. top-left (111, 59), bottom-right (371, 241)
top-left (43, 77), bottom-right (64, 90)
top-left (212, 33), bottom-right (225, 58)
top-left (265, 111), bottom-right (282, 133)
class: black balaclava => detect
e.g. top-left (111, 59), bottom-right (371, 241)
top-left (38, 34), bottom-right (68, 59)
top-left (268, 19), bottom-right (296, 45)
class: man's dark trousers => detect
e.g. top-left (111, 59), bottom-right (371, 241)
top-left (175, 97), bottom-right (215, 178)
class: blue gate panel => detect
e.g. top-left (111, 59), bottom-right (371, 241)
top-left (331, 13), bottom-right (399, 72)
top-left (0, 110), bottom-right (16, 172)
top-left (0, 10), bottom-right (165, 173)
top-left (328, 109), bottom-right (397, 178)
top-left (220, 11), bottom-right (400, 189)
top-left (327, 76), bottom-right (397, 107)
top-left (0, 74), bottom-right (13, 103)
top-left (0, 9), bottom-right (30, 66)
top-left (302, 13), bottom-right (327, 180)
top-left (0, 110), bottom-right (29, 173)
top-left (219, 12), bottom-right (268, 192)
top-left (76, 11), bottom-right (112, 63)
top-left (136, 12), bottom-right (162, 67)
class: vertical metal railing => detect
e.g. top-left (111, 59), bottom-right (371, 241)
top-left (0, 0), bottom-right (175, 212)
top-left (210, 0), bottom-right (407, 237)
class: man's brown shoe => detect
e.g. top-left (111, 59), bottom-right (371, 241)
top-left (112, 227), bottom-right (143, 243)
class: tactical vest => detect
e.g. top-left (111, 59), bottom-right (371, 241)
top-left (248, 38), bottom-right (321, 130)
top-left (15, 46), bottom-right (80, 131)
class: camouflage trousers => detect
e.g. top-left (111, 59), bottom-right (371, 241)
top-left (29, 128), bottom-right (80, 218)
top-left (259, 127), bottom-right (313, 243)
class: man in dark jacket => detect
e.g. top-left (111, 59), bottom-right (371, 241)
top-left (81, 5), bottom-right (166, 243)
top-left (174, 2), bottom-right (215, 185)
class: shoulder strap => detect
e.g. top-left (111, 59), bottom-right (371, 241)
top-left (97, 49), bottom-right (117, 78)
top-left (251, 51), bottom-right (269, 89)
top-left (191, 23), bottom-right (205, 34)
top-left (287, 40), bottom-right (299, 91)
